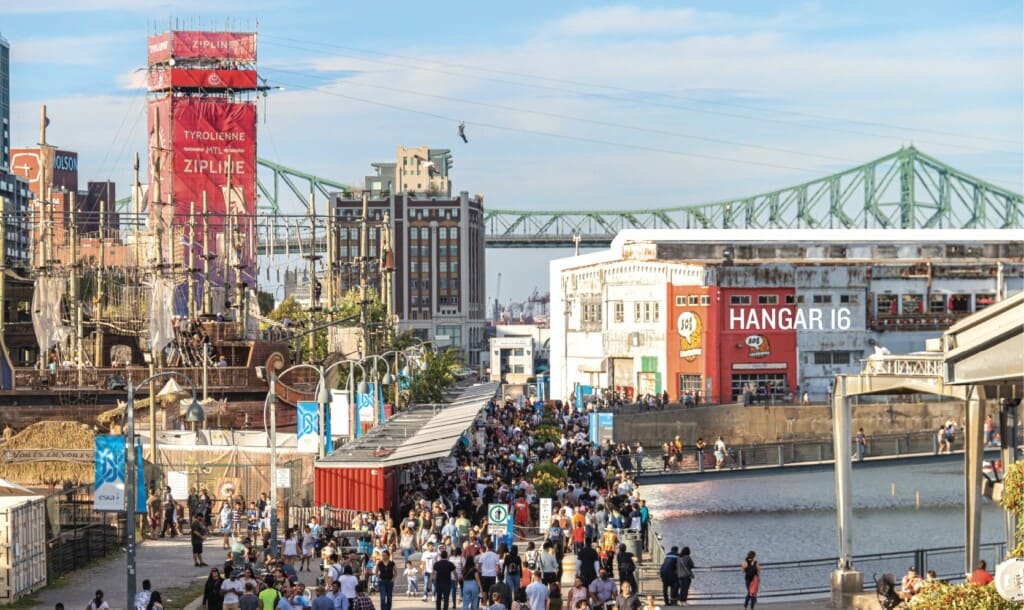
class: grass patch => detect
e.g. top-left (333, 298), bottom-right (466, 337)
top-left (159, 577), bottom-right (207, 610)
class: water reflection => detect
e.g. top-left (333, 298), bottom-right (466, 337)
top-left (645, 461), bottom-right (1006, 599)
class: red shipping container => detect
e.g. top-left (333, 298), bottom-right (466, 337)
top-left (314, 466), bottom-right (397, 515)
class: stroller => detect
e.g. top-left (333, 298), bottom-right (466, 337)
top-left (875, 573), bottom-right (906, 610)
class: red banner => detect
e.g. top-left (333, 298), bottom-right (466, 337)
top-left (147, 32), bottom-right (172, 64)
top-left (148, 69), bottom-right (258, 91)
top-left (170, 98), bottom-right (257, 218)
top-left (148, 31), bottom-right (257, 64)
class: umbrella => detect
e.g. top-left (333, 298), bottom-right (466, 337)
top-left (156, 378), bottom-right (190, 405)
top-left (0, 477), bottom-right (35, 496)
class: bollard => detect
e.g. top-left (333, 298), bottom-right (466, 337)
top-left (891, 483), bottom-right (896, 496)
top-left (777, 445), bottom-right (785, 467)
top-left (916, 491), bottom-right (920, 509)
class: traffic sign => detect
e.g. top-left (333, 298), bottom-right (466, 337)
top-left (488, 503), bottom-right (509, 528)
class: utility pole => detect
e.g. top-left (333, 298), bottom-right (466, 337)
top-left (202, 193), bottom-right (213, 316)
top-left (359, 192), bottom-right (369, 356)
top-left (325, 195), bottom-right (335, 313)
top-left (95, 198), bottom-right (106, 366)
top-left (69, 193), bottom-right (83, 379)
top-left (188, 201), bottom-right (196, 320)
top-left (305, 192), bottom-right (320, 361)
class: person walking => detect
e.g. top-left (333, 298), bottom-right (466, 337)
top-left (375, 549), bottom-right (396, 610)
top-left (86, 590), bottom-right (110, 610)
top-left (855, 428), bottom-right (867, 462)
top-left (461, 551), bottom-right (482, 610)
top-left (433, 549), bottom-right (457, 610)
top-left (714, 437), bottom-right (727, 470)
top-left (657, 546), bottom-right (678, 606)
top-left (524, 572), bottom-right (549, 610)
top-left (160, 486), bottom-right (179, 537)
top-left (741, 551), bottom-right (759, 610)
top-left (192, 514), bottom-right (209, 566)
top-left (675, 547), bottom-right (695, 607)
top-left (202, 568), bottom-right (225, 610)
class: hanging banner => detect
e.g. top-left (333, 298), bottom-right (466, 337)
top-left (94, 435), bottom-right (125, 512)
top-left (296, 401), bottom-right (320, 454)
top-left (575, 385), bottom-right (594, 411)
top-left (330, 389), bottom-right (351, 439)
top-left (356, 383), bottom-right (379, 423)
top-left (134, 441), bottom-right (146, 514)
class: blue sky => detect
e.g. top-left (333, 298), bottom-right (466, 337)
top-left (3, 1), bottom-right (1022, 303)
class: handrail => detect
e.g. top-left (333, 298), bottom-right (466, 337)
top-left (642, 521), bottom-right (1006, 602)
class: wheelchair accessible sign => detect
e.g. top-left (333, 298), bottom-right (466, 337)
top-left (488, 503), bottom-right (511, 535)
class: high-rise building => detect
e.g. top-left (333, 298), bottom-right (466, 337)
top-left (330, 190), bottom-right (487, 365)
top-left (0, 33), bottom-right (31, 266)
top-left (0, 32), bottom-right (9, 172)
top-left (363, 146), bottom-right (453, 197)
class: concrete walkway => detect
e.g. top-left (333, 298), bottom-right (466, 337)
top-left (26, 535), bottom-right (840, 609)
top-left (31, 537), bottom-right (209, 610)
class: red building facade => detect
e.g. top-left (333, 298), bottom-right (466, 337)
top-left (667, 284), bottom-right (799, 404)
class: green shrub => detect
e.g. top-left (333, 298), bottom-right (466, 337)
top-left (909, 582), bottom-right (1015, 609)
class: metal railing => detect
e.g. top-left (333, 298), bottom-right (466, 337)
top-left (630, 430), bottom-right (1022, 475)
top-left (12, 365), bottom-right (253, 390)
top-left (641, 520), bottom-right (1007, 602)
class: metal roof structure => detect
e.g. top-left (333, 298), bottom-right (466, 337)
top-left (317, 382), bottom-right (499, 468)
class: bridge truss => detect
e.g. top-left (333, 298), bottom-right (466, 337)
top-left (115, 147), bottom-right (1020, 250)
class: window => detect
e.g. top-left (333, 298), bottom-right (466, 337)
top-left (975, 293), bottom-right (996, 310)
top-left (688, 295), bottom-right (699, 305)
top-left (410, 262), bottom-right (418, 273)
top-left (613, 302), bottom-right (624, 323)
top-left (730, 295), bottom-right (751, 305)
top-left (582, 301), bottom-right (602, 324)
top-left (634, 302), bottom-right (642, 322)
top-left (450, 262), bottom-right (458, 273)
top-left (812, 351), bottom-right (858, 365)
top-left (512, 365), bottom-right (524, 374)
top-left (877, 294), bottom-right (897, 316)
top-left (785, 295), bottom-right (796, 304)
top-left (901, 294), bottom-right (924, 314)
top-left (928, 294), bottom-right (947, 313)
top-left (700, 295), bottom-right (710, 306)
top-left (675, 296), bottom-right (686, 306)
top-left (812, 294), bottom-right (832, 304)
top-left (513, 348), bottom-right (525, 357)
top-left (840, 294), bottom-right (857, 304)
top-left (758, 295), bottom-right (778, 305)
top-left (439, 262), bottom-right (448, 273)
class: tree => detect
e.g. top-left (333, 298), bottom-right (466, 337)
top-left (406, 348), bottom-right (460, 404)
top-left (906, 460), bottom-right (1023, 609)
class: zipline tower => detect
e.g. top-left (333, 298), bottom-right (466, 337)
top-left (146, 27), bottom-right (260, 315)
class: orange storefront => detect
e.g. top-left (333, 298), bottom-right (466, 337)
top-left (667, 285), bottom-right (798, 404)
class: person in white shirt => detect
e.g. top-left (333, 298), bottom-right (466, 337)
top-left (476, 541), bottom-right (501, 593)
top-left (221, 571), bottom-right (244, 610)
top-left (421, 541), bottom-right (438, 602)
top-left (337, 565), bottom-right (359, 610)
top-left (134, 580), bottom-right (152, 610)
top-left (714, 436), bottom-right (728, 470)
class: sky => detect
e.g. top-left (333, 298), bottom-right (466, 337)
top-left (3, 1), bottom-right (1022, 307)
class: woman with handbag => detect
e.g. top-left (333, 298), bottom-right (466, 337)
top-left (741, 551), bottom-right (760, 610)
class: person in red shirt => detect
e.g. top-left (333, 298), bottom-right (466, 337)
top-left (968, 559), bottom-right (994, 586)
top-left (513, 495), bottom-right (531, 540)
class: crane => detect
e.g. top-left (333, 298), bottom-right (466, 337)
top-left (493, 272), bottom-right (502, 322)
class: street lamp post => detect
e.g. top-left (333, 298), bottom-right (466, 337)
top-left (125, 371), bottom-right (204, 610)
top-left (362, 355), bottom-right (394, 425)
top-left (380, 350), bottom-right (415, 411)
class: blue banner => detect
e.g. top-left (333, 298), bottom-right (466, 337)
top-left (135, 440), bottom-right (146, 514)
top-left (356, 383), bottom-right (383, 424)
top-left (398, 373), bottom-right (411, 390)
top-left (94, 435), bottom-right (125, 512)
top-left (575, 385), bottom-right (593, 411)
top-left (296, 401), bottom-right (319, 454)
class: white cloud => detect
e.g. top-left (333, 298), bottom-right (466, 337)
top-left (11, 33), bottom-right (138, 65)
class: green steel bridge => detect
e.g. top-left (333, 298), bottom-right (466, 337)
top-left (120, 147), bottom-right (1022, 250)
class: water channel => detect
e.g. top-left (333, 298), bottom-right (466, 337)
top-left (644, 460), bottom-right (1007, 600)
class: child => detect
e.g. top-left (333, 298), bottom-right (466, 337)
top-left (403, 562), bottom-right (420, 597)
top-left (246, 502), bottom-right (259, 535)
top-left (489, 591), bottom-right (507, 610)
top-left (231, 502), bottom-right (243, 537)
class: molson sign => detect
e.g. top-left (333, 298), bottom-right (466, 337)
top-left (148, 31), bottom-right (257, 63)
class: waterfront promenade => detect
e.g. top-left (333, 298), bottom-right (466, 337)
top-left (27, 536), bottom-right (839, 609)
